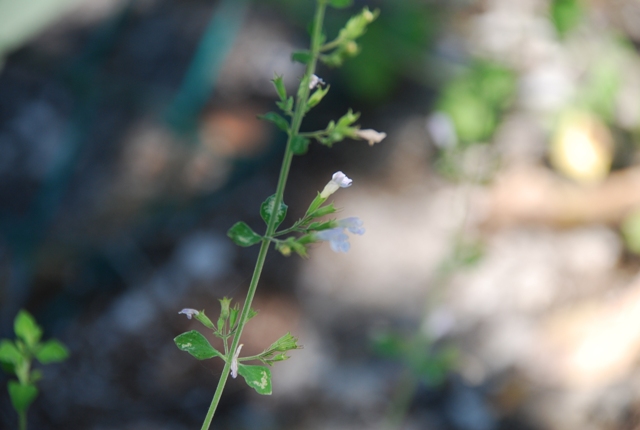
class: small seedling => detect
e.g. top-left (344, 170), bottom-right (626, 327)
top-left (0, 310), bottom-right (69, 430)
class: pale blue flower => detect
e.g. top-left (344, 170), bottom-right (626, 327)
top-left (316, 228), bottom-right (351, 253)
top-left (320, 171), bottom-right (353, 198)
top-left (337, 217), bottom-right (365, 235)
top-left (178, 308), bottom-right (200, 319)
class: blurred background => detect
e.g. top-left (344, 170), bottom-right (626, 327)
top-left (3, 0), bottom-right (640, 428)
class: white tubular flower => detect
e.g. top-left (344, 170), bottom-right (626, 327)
top-left (231, 344), bottom-right (243, 379)
top-left (309, 74), bottom-right (325, 89)
top-left (337, 217), bottom-right (365, 235)
top-left (355, 129), bottom-right (386, 146)
top-left (320, 171), bottom-right (353, 198)
top-left (178, 308), bottom-right (200, 320)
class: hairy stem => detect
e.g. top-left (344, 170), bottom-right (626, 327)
top-left (199, 2), bottom-right (327, 429)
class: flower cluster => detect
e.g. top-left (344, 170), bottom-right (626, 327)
top-left (315, 216), bottom-right (365, 253)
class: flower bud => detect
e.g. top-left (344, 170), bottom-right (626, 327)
top-left (355, 129), bottom-right (386, 146)
top-left (320, 171), bottom-right (353, 198)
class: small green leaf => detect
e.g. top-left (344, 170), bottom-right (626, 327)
top-left (35, 340), bottom-right (68, 364)
top-left (14, 310), bottom-right (42, 348)
top-left (276, 96), bottom-right (294, 115)
top-left (272, 74), bottom-right (287, 101)
top-left (194, 310), bottom-right (215, 330)
top-left (237, 364), bottom-right (272, 395)
top-left (227, 222), bottom-right (262, 247)
top-left (291, 51), bottom-right (312, 65)
top-left (229, 304), bottom-right (240, 329)
top-left (259, 112), bottom-right (289, 133)
top-left (0, 340), bottom-right (21, 365)
top-left (8, 381), bottom-right (38, 414)
top-left (174, 331), bottom-right (223, 360)
top-left (260, 195), bottom-right (288, 228)
top-left (30, 369), bottom-right (43, 384)
top-left (291, 135), bottom-right (310, 155)
top-left (328, 0), bottom-right (353, 8)
top-left (306, 85), bottom-right (330, 111)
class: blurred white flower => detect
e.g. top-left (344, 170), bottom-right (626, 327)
top-left (231, 344), bottom-right (243, 379)
top-left (320, 171), bottom-right (352, 198)
top-left (309, 74), bottom-right (325, 89)
top-left (355, 129), bottom-right (386, 146)
top-left (178, 308), bottom-right (200, 319)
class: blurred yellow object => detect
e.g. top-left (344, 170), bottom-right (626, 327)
top-left (549, 111), bottom-right (613, 184)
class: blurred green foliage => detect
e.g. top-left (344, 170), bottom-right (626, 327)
top-left (550, 0), bottom-right (584, 38)
top-left (438, 61), bottom-right (516, 146)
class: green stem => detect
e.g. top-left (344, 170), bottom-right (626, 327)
top-left (199, 2), bottom-right (327, 429)
top-left (19, 410), bottom-right (26, 430)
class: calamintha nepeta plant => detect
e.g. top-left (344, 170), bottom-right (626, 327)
top-left (0, 310), bottom-right (69, 430)
top-left (174, 1), bottom-right (385, 428)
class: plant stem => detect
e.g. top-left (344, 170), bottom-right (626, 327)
top-left (199, 2), bottom-right (327, 429)
top-left (19, 410), bottom-right (26, 430)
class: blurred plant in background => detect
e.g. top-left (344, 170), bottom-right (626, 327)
top-left (0, 310), bottom-right (68, 430)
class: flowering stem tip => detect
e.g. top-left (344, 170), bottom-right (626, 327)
top-left (320, 171), bottom-right (353, 199)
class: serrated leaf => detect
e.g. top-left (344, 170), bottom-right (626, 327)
top-left (291, 51), bottom-right (312, 65)
top-left (237, 364), bottom-right (272, 395)
top-left (14, 310), bottom-right (42, 348)
top-left (174, 331), bottom-right (223, 360)
top-left (260, 195), bottom-right (288, 228)
top-left (35, 340), bottom-right (68, 364)
top-left (227, 222), bottom-right (262, 247)
top-left (291, 135), bottom-right (310, 155)
top-left (259, 112), bottom-right (289, 133)
top-left (328, 0), bottom-right (353, 8)
top-left (0, 340), bottom-right (21, 365)
top-left (8, 381), bottom-right (38, 414)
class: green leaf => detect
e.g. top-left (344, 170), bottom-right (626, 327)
top-left (328, 0), bottom-right (353, 8)
top-left (14, 310), bottom-right (42, 348)
top-left (291, 50), bottom-right (312, 65)
top-left (259, 112), bottom-right (289, 133)
top-left (35, 340), bottom-right (68, 364)
top-left (174, 331), bottom-right (223, 360)
top-left (229, 304), bottom-right (240, 329)
top-left (291, 135), bottom-right (310, 155)
top-left (30, 369), bottom-right (43, 384)
top-left (306, 85), bottom-right (330, 111)
top-left (272, 74), bottom-right (287, 101)
top-left (8, 381), bottom-right (38, 414)
top-left (227, 222), bottom-right (262, 247)
top-left (237, 364), bottom-right (272, 395)
top-left (0, 340), bottom-right (21, 365)
top-left (260, 195), bottom-right (288, 228)
top-left (276, 96), bottom-right (294, 115)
